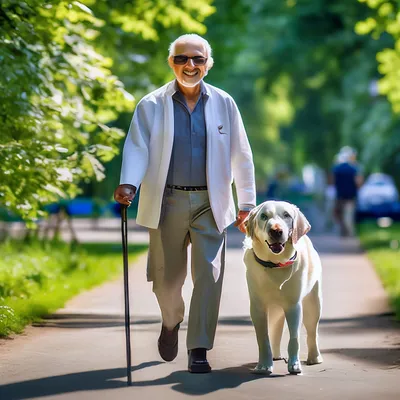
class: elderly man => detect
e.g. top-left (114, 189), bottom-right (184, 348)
top-left (114, 34), bottom-right (256, 373)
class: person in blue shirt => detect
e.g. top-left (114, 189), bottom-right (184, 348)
top-left (331, 147), bottom-right (363, 237)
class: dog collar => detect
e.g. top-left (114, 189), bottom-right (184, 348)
top-left (253, 250), bottom-right (297, 269)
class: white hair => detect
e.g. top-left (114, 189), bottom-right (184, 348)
top-left (337, 146), bottom-right (357, 163)
top-left (168, 34), bottom-right (214, 69)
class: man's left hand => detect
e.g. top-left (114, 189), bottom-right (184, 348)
top-left (234, 210), bottom-right (250, 234)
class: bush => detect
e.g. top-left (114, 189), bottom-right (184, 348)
top-left (0, 239), bottom-right (147, 336)
top-left (358, 221), bottom-right (400, 320)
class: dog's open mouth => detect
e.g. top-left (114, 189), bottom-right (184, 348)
top-left (265, 241), bottom-right (285, 254)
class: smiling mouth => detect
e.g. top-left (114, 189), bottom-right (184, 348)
top-left (183, 71), bottom-right (198, 77)
top-left (265, 240), bottom-right (285, 254)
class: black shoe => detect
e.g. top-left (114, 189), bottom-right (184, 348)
top-left (188, 348), bottom-right (211, 373)
top-left (158, 323), bottom-right (180, 362)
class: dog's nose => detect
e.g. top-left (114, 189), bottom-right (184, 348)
top-left (269, 226), bottom-right (283, 239)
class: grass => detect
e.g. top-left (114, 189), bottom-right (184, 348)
top-left (0, 239), bottom-right (148, 337)
top-left (357, 220), bottom-right (400, 320)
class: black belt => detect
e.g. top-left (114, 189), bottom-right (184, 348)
top-left (167, 185), bottom-right (207, 191)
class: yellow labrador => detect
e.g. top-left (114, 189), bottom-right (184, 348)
top-left (243, 200), bottom-right (323, 375)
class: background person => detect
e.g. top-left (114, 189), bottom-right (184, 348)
top-left (113, 34), bottom-right (256, 373)
top-left (331, 146), bottom-right (363, 237)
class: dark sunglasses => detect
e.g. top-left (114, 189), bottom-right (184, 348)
top-left (173, 55), bottom-right (208, 66)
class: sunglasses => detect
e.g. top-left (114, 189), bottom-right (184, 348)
top-left (173, 55), bottom-right (208, 66)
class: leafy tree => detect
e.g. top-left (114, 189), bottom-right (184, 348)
top-left (238, 0), bottom-right (375, 172)
top-left (207, 0), bottom-right (400, 188)
top-left (90, 0), bottom-right (215, 96)
top-left (356, 0), bottom-right (400, 113)
top-left (354, 0), bottom-right (400, 186)
top-left (0, 0), bottom-right (133, 223)
top-left (205, 1), bottom-right (290, 189)
top-left (0, 0), bottom-right (215, 223)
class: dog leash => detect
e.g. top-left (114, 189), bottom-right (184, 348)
top-left (274, 357), bottom-right (288, 364)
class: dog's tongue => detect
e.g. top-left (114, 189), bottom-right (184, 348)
top-left (269, 243), bottom-right (284, 254)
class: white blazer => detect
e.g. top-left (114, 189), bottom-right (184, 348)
top-left (120, 80), bottom-right (256, 233)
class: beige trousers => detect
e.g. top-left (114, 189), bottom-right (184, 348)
top-left (334, 198), bottom-right (356, 237)
top-left (147, 187), bottom-right (226, 350)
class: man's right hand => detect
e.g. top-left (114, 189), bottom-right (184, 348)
top-left (114, 184), bottom-right (137, 206)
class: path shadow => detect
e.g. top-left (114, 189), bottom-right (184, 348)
top-left (129, 363), bottom-right (284, 395)
top-left (35, 314), bottom-right (253, 330)
top-left (0, 362), bottom-right (159, 400)
top-left (319, 313), bottom-right (400, 335)
top-left (35, 313), bottom-right (399, 333)
top-left (218, 316), bottom-right (252, 326)
top-left (323, 348), bottom-right (400, 368)
top-left (34, 313), bottom-right (161, 329)
top-left (0, 362), bottom-right (283, 400)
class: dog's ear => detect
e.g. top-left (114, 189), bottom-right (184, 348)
top-left (244, 204), bottom-right (263, 239)
top-left (291, 206), bottom-right (311, 245)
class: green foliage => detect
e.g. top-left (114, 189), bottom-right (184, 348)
top-left (0, 0), bottom-right (215, 221)
top-left (3, 0), bottom-right (399, 209)
top-left (358, 221), bottom-right (400, 320)
top-left (0, 0), bottom-right (133, 222)
top-left (207, 0), bottom-right (400, 188)
top-left (0, 239), bottom-right (147, 336)
top-left (351, 0), bottom-right (400, 187)
top-left (90, 0), bottom-right (215, 95)
top-left (205, 1), bottom-right (288, 187)
top-left (356, 0), bottom-right (400, 113)
top-left (244, 0), bottom-right (375, 172)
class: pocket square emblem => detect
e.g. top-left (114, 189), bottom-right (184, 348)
top-left (218, 124), bottom-right (227, 134)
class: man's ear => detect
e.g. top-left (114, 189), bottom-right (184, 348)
top-left (207, 56), bottom-right (214, 70)
top-left (244, 204), bottom-right (263, 239)
top-left (167, 56), bottom-right (174, 69)
top-left (291, 206), bottom-right (311, 245)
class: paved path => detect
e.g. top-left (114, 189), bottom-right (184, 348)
top-left (1, 226), bottom-right (399, 400)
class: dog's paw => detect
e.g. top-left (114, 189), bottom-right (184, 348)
top-left (306, 355), bottom-right (323, 365)
top-left (288, 359), bottom-right (302, 375)
top-left (252, 364), bottom-right (273, 375)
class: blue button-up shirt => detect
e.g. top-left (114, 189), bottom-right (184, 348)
top-left (166, 81), bottom-right (208, 186)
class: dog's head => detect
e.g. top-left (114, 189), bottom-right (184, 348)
top-left (244, 200), bottom-right (311, 254)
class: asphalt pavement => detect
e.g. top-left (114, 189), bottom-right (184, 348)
top-left (0, 218), bottom-right (399, 400)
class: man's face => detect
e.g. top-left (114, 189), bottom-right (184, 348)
top-left (168, 40), bottom-right (209, 88)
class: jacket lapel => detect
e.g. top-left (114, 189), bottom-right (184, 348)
top-left (160, 82), bottom-right (175, 177)
top-left (204, 86), bottom-right (216, 183)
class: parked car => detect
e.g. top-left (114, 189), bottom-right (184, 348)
top-left (357, 173), bottom-right (400, 220)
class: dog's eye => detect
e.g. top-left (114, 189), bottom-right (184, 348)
top-left (283, 212), bottom-right (291, 219)
top-left (260, 213), bottom-right (268, 221)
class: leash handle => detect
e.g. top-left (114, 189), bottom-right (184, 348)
top-left (121, 204), bottom-right (132, 386)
